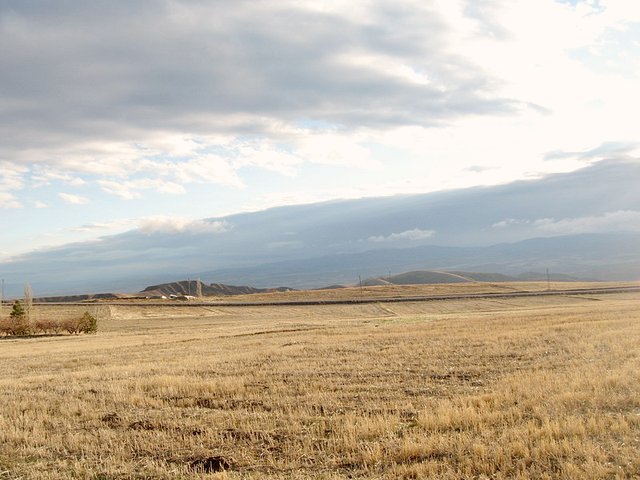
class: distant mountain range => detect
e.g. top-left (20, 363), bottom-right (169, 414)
top-left (1, 159), bottom-right (639, 296)
top-left (194, 233), bottom-right (638, 288)
top-left (28, 268), bottom-right (592, 303)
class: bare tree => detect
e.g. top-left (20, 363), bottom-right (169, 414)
top-left (24, 283), bottom-right (33, 323)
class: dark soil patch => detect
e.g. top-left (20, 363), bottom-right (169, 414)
top-left (190, 456), bottom-right (232, 473)
top-left (101, 412), bottom-right (121, 428)
top-left (128, 420), bottom-right (156, 431)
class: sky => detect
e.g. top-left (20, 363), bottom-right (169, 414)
top-left (1, 0), bottom-right (639, 259)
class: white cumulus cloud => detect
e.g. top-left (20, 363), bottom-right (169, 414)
top-left (492, 218), bottom-right (529, 228)
top-left (58, 193), bottom-right (89, 205)
top-left (0, 192), bottom-right (21, 209)
top-left (368, 228), bottom-right (435, 243)
top-left (137, 216), bottom-right (230, 235)
top-left (533, 210), bottom-right (640, 234)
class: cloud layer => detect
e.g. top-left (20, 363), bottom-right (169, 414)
top-left (0, 0), bottom-right (517, 201)
top-left (1, 159), bottom-right (639, 295)
top-left (1, 0), bottom-right (639, 257)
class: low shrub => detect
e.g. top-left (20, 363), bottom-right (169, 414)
top-left (7, 301), bottom-right (30, 336)
top-left (80, 311), bottom-right (98, 334)
top-left (61, 317), bottom-right (82, 334)
top-left (0, 318), bottom-right (13, 336)
top-left (34, 319), bottom-right (63, 334)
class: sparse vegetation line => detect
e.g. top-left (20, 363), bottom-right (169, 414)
top-left (32, 285), bottom-right (640, 308)
top-left (0, 300), bottom-right (98, 337)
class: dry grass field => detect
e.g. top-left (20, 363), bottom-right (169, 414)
top-left (0, 285), bottom-right (639, 479)
top-left (172, 281), bottom-right (640, 304)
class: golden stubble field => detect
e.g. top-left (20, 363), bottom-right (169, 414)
top-left (126, 280), bottom-right (640, 304)
top-left (0, 287), bottom-right (639, 479)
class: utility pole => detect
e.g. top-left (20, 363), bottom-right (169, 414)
top-left (358, 275), bottom-right (363, 296)
top-left (546, 268), bottom-right (551, 291)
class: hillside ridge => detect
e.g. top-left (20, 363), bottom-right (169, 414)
top-left (140, 280), bottom-right (295, 297)
top-left (362, 270), bottom-right (592, 286)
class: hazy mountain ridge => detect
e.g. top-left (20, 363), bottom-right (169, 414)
top-left (198, 233), bottom-right (639, 288)
top-left (0, 160), bottom-right (638, 296)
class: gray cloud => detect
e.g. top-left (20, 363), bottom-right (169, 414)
top-left (0, 0), bottom-right (516, 168)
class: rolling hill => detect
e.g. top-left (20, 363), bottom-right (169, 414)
top-left (361, 270), bottom-right (590, 287)
top-left (140, 280), bottom-right (295, 297)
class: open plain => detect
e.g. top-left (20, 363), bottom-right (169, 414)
top-left (0, 283), bottom-right (639, 479)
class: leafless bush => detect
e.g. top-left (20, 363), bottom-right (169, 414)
top-left (61, 317), bottom-right (82, 335)
top-left (33, 319), bottom-right (63, 335)
top-left (0, 317), bottom-right (13, 336)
